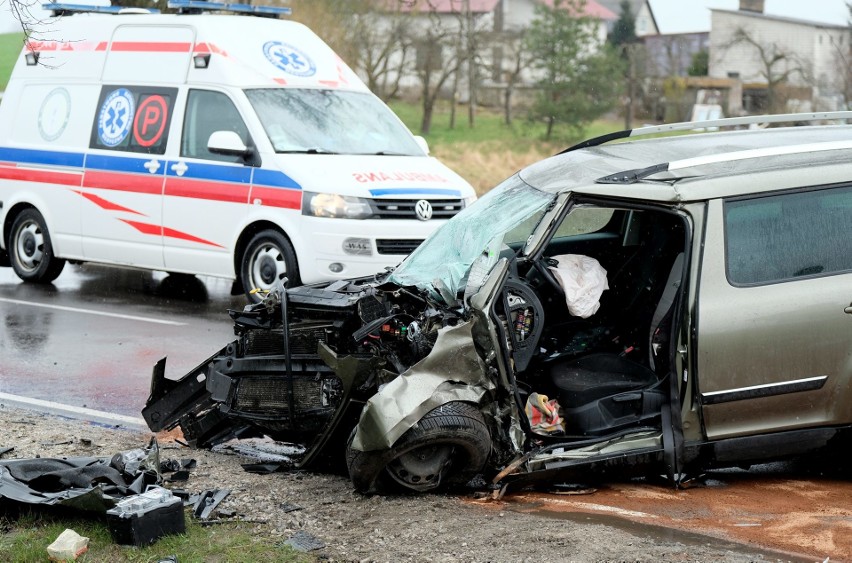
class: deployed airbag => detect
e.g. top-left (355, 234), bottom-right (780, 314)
top-left (548, 254), bottom-right (609, 318)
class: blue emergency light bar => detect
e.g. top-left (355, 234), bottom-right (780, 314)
top-left (42, 3), bottom-right (160, 15)
top-left (167, 0), bottom-right (291, 16)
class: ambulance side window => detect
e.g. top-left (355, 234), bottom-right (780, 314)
top-left (181, 90), bottom-right (251, 163)
top-left (89, 86), bottom-right (176, 154)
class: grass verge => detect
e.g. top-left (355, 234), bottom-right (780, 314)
top-left (0, 508), bottom-right (311, 562)
top-left (0, 32), bottom-right (24, 91)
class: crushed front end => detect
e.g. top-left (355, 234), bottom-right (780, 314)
top-left (142, 277), bottom-right (466, 469)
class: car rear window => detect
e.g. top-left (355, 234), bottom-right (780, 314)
top-left (724, 185), bottom-right (852, 285)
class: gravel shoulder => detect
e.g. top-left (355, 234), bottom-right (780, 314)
top-left (0, 406), bottom-right (790, 562)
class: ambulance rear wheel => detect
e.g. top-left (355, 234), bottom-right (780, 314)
top-left (9, 209), bottom-right (65, 284)
top-left (240, 229), bottom-right (299, 301)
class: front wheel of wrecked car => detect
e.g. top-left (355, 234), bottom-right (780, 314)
top-left (347, 402), bottom-right (491, 494)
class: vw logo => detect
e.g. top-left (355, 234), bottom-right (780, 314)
top-left (415, 199), bottom-right (433, 221)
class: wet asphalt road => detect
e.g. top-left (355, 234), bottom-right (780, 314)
top-left (0, 263), bottom-right (246, 417)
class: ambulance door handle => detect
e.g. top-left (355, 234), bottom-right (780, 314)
top-left (144, 159), bottom-right (161, 174)
top-left (170, 161), bottom-right (188, 177)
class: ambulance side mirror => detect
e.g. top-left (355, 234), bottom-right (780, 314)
top-left (208, 130), bottom-right (249, 155)
top-left (413, 135), bottom-right (430, 155)
top-left (208, 131), bottom-right (260, 166)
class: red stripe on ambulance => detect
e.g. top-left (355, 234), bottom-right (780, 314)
top-left (110, 42), bottom-right (193, 52)
top-left (83, 170), bottom-right (163, 195)
top-left (76, 191), bottom-right (145, 215)
top-left (165, 178), bottom-right (250, 204)
top-left (120, 219), bottom-right (224, 248)
top-left (0, 164), bottom-right (82, 187)
top-left (250, 186), bottom-right (301, 209)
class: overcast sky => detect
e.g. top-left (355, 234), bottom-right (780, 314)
top-left (1, 0), bottom-right (850, 35)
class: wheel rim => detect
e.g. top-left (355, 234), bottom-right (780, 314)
top-left (386, 444), bottom-right (456, 492)
top-left (14, 220), bottom-right (45, 273)
top-left (248, 242), bottom-right (287, 292)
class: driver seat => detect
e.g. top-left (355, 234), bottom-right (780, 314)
top-left (547, 253), bottom-right (684, 436)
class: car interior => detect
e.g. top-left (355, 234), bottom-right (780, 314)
top-left (501, 205), bottom-right (688, 441)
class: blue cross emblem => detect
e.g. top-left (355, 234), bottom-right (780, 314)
top-left (263, 41), bottom-right (316, 77)
top-left (98, 88), bottom-right (135, 147)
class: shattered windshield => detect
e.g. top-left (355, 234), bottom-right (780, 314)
top-left (388, 176), bottom-right (554, 301)
top-left (244, 89), bottom-right (424, 155)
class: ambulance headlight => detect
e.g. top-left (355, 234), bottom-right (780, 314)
top-left (302, 192), bottom-right (373, 219)
top-left (463, 194), bottom-right (478, 208)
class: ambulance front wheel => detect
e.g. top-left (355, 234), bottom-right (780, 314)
top-left (9, 208), bottom-right (66, 284)
top-left (240, 229), bottom-right (299, 302)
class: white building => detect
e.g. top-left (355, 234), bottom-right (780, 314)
top-left (709, 0), bottom-right (848, 111)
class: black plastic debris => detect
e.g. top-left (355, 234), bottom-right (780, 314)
top-left (241, 462), bottom-right (283, 474)
top-left (191, 489), bottom-right (231, 520)
top-left (282, 530), bottom-right (326, 552)
top-left (106, 486), bottom-right (185, 546)
top-left (279, 502), bottom-right (302, 513)
top-left (0, 446), bottom-right (13, 458)
top-left (0, 439), bottom-right (161, 512)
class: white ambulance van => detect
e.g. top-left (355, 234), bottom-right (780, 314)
top-left (0, 2), bottom-right (475, 300)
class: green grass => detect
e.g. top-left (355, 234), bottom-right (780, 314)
top-left (0, 510), bottom-right (312, 562)
top-left (0, 32), bottom-right (24, 91)
top-left (389, 99), bottom-right (623, 147)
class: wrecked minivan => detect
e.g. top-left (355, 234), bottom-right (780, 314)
top-left (143, 113), bottom-right (852, 493)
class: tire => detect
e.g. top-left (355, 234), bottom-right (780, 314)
top-left (9, 209), bottom-right (65, 283)
top-left (347, 402), bottom-right (490, 494)
top-left (239, 229), bottom-right (299, 302)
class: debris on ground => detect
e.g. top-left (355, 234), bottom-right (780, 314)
top-left (106, 486), bottom-right (186, 546)
top-left (282, 530), bottom-right (326, 552)
top-left (191, 489), bottom-right (231, 520)
top-left (46, 528), bottom-right (89, 561)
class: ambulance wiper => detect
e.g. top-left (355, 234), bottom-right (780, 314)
top-left (278, 148), bottom-right (338, 155)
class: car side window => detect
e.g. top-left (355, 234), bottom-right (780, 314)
top-left (181, 90), bottom-right (250, 163)
top-left (90, 86), bottom-right (177, 154)
top-left (725, 186), bottom-right (852, 285)
top-left (554, 207), bottom-right (615, 237)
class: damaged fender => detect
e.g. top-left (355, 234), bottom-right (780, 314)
top-left (352, 320), bottom-right (494, 452)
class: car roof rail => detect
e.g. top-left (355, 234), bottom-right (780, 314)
top-left (167, 0), bottom-right (291, 17)
top-left (596, 139), bottom-right (852, 185)
top-left (561, 111), bottom-right (852, 155)
top-left (42, 3), bottom-right (160, 15)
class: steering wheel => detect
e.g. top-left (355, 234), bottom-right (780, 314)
top-left (532, 257), bottom-right (564, 296)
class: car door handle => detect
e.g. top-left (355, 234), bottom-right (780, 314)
top-left (170, 161), bottom-right (188, 177)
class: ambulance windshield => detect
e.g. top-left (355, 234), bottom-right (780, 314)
top-left (245, 89), bottom-right (424, 156)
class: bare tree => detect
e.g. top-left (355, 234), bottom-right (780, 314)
top-left (414, 11), bottom-right (463, 135)
top-left (497, 30), bottom-right (529, 126)
top-left (721, 26), bottom-right (803, 113)
top-left (343, 1), bottom-right (416, 102)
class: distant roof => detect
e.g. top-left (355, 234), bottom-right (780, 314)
top-left (399, 0), bottom-right (616, 19)
top-left (399, 0), bottom-right (500, 13)
top-left (539, 0), bottom-right (617, 20)
top-left (711, 8), bottom-right (847, 30)
top-left (647, 0), bottom-right (849, 35)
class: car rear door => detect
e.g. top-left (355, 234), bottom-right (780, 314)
top-left (696, 185), bottom-right (852, 439)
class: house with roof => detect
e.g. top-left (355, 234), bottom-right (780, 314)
top-left (365, 0), bottom-right (616, 104)
top-left (709, 0), bottom-right (849, 112)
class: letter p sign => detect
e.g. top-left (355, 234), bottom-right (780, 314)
top-left (133, 95), bottom-right (169, 148)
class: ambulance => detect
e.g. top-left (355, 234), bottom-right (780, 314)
top-left (0, 2), bottom-right (476, 300)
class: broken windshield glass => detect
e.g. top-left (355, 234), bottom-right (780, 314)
top-left (388, 176), bottom-right (553, 301)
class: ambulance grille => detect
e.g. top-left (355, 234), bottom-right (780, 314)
top-left (371, 199), bottom-right (463, 219)
top-left (376, 239), bottom-right (424, 255)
